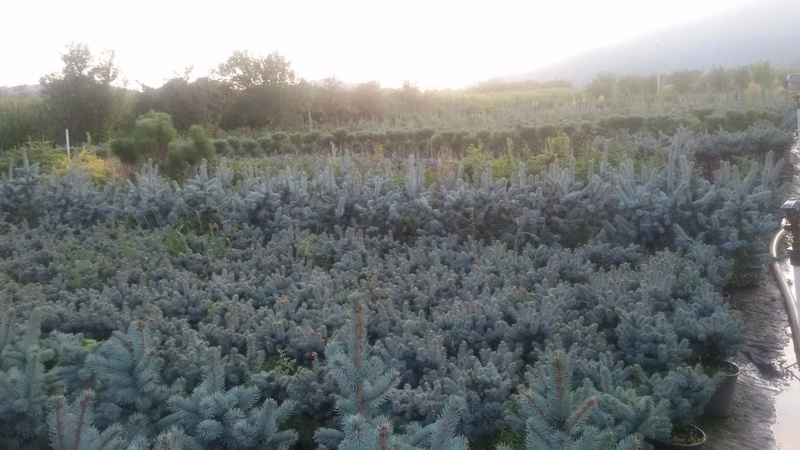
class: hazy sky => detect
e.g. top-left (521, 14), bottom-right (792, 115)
top-left (2, 0), bottom-right (755, 90)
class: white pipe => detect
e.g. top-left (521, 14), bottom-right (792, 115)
top-left (795, 265), bottom-right (800, 313)
top-left (771, 229), bottom-right (800, 363)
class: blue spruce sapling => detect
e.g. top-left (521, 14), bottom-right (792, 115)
top-left (48, 390), bottom-right (195, 450)
top-left (163, 346), bottom-right (297, 449)
top-left (314, 292), bottom-right (469, 450)
top-left (0, 309), bottom-right (63, 445)
top-left (510, 349), bottom-right (644, 450)
top-left (86, 320), bottom-right (181, 436)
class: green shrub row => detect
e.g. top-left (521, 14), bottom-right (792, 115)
top-left (213, 108), bottom-right (790, 159)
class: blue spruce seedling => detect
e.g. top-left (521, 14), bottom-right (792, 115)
top-left (315, 292), bottom-right (469, 450)
top-left (86, 321), bottom-right (181, 435)
top-left (0, 309), bottom-right (63, 444)
top-left (509, 349), bottom-right (644, 450)
top-left (164, 346), bottom-right (297, 449)
top-left (48, 389), bottom-right (195, 450)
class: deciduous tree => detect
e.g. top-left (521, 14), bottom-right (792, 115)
top-left (216, 50), bottom-right (296, 89)
top-left (705, 65), bottom-right (731, 93)
top-left (586, 72), bottom-right (617, 99)
top-left (40, 43), bottom-right (125, 143)
top-left (136, 73), bottom-right (233, 132)
top-left (669, 69), bottom-right (703, 94)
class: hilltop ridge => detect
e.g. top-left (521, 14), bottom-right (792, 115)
top-left (510, 0), bottom-right (800, 85)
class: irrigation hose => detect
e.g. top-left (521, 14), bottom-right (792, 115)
top-left (770, 228), bottom-right (800, 363)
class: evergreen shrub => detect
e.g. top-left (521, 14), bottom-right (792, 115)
top-left (0, 142), bottom-right (784, 448)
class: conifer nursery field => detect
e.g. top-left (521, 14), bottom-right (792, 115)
top-left (0, 114), bottom-right (796, 448)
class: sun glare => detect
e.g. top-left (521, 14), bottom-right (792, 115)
top-left (1, 0), bottom-right (754, 89)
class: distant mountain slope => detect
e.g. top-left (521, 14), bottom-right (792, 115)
top-left (516, 0), bottom-right (800, 85)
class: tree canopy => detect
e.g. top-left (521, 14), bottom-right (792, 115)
top-left (216, 50), bottom-right (296, 89)
top-left (39, 43), bottom-right (125, 142)
top-left (136, 74), bottom-right (233, 132)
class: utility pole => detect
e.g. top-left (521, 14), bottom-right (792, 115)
top-left (656, 39), bottom-right (661, 96)
top-left (787, 74), bottom-right (800, 143)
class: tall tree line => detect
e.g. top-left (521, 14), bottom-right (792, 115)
top-left (0, 43), bottom-right (796, 151)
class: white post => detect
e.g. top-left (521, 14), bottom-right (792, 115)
top-left (796, 106), bottom-right (799, 139)
top-left (65, 128), bottom-right (71, 160)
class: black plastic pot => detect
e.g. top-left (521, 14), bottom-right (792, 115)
top-left (704, 360), bottom-right (740, 418)
top-left (648, 423), bottom-right (706, 450)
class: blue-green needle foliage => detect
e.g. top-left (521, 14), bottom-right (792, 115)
top-left (86, 321), bottom-right (181, 435)
top-left (48, 390), bottom-right (125, 450)
top-left (512, 349), bottom-right (645, 450)
top-left (164, 347), bottom-right (297, 449)
top-left (0, 309), bottom-right (63, 443)
top-left (326, 293), bottom-right (400, 418)
top-left (315, 293), bottom-right (469, 450)
top-left (0, 144), bottom-right (779, 447)
top-left (48, 389), bottom-right (195, 450)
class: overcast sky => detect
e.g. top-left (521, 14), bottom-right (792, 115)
top-left (1, 0), bottom-right (756, 90)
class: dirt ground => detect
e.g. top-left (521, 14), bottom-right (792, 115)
top-left (696, 269), bottom-right (794, 450)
